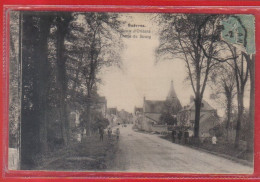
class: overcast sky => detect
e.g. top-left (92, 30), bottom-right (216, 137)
top-left (98, 13), bottom-right (250, 115)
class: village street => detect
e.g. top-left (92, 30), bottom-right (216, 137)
top-left (110, 124), bottom-right (253, 173)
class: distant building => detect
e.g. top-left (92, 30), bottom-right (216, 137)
top-left (143, 98), bottom-right (165, 125)
top-left (177, 96), bottom-right (219, 137)
top-left (165, 80), bottom-right (182, 115)
top-left (91, 96), bottom-right (107, 117)
top-left (107, 107), bottom-right (118, 116)
top-left (134, 107), bottom-right (143, 115)
top-left (106, 107), bottom-right (118, 126)
top-left (118, 109), bottom-right (133, 124)
top-left (69, 95), bottom-right (107, 130)
top-left (136, 81), bottom-right (182, 131)
top-left (143, 81), bottom-right (182, 125)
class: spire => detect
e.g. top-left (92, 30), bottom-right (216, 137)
top-left (167, 80), bottom-right (178, 100)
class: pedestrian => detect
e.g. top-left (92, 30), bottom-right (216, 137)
top-left (76, 133), bottom-right (82, 143)
top-left (172, 130), bottom-right (176, 143)
top-left (116, 128), bottom-right (120, 141)
top-left (99, 127), bottom-right (104, 142)
top-left (184, 131), bottom-right (189, 144)
top-left (212, 135), bottom-right (217, 145)
top-left (178, 131), bottom-right (182, 144)
top-left (108, 127), bottom-right (112, 139)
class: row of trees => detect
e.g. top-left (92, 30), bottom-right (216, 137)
top-left (156, 14), bottom-right (254, 151)
top-left (10, 11), bottom-right (123, 168)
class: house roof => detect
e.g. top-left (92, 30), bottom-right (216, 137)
top-left (107, 108), bottom-right (117, 115)
top-left (145, 113), bottom-right (161, 123)
top-left (135, 107), bottom-right (143, 114)
top-left (144, 100), bottom-right (165, 113)
top-left (184, 99), bottom-right (215, 111)
top-left (200, 111), bottom-right (219, 124)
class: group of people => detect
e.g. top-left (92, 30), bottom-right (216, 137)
top-left (98, 127), bottom-right (120, 142)
top-left (172, 130), bottom-right (218, 145)
top-left (171, 130), bottom-right (189, 144)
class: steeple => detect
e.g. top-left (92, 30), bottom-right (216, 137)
top-left (167, 80), bottom-right (178, 100)
top-left (165, 80), bottom-right (182, 114)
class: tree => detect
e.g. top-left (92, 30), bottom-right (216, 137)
top-left (200, 15), bottom-right (254, 150)
top-left (156, 14), bottom-right (223, 139)
top-left (243, 53), bottom-right (254, 152)
top-left (65, 13), bottom-right (123, 135)
top-left (159, 112), bottom-right (177, 125)
top-left (209, 63), bottom-right (236, 141)
top-left (230, 47), bottom-right (249, 148)
top-left (9, 11), bottom-right (20, 149)
top-left (20, 12), bottom-right (54, 168)
top-left (54, 12), bottom-right (73, 145)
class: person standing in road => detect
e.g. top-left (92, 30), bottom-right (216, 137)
top-left (172, 130), bottom-right (176, 143)
top-left (99, 127), bottom-right (104, 142)
top-left (178, 131), bottom-right (182, 144)
top-left (116, 128), bottom-right (120, 141)
top-left (108, 127), bottom-right (112, 139)
top-left (184, 131), bottom-right (189, 144)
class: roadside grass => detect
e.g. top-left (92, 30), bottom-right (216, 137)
top-left (160, 133), bottom-right (253, 165)
top-left (35, 134), bottom-right (118, 171)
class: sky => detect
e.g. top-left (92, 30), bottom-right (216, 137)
top-left (98, 13), bottom-right (250, 115)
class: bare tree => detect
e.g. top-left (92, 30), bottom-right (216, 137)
top-left (198, 15), bottom-right (254, 149)
top-left (230, 47), bottom-right (249, 148)
top-left (210, 63), bottom-right (236, 141)
top-left (156, 14), bottom-right (223, 140)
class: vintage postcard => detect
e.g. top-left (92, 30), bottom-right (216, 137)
top-left (8, 11), bottom-right (255, 173)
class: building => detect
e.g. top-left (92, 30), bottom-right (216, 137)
top-left (106, 107), bottom-right (119, 126)
top-left (134, 107), bottom-right (143, 115)
top-left (136, 81), bottom-right (219, 136)
top-left (117, 109), bottom-right (133, 124)
top-left (91, 96), bottom-right (107, 117)
top-left (107, 107), bottom-right (118, 116)
top-left (137, 81), bottom-right (182, 132)
top-left (165, 80), bottom-right (182, 115)
top-left (177, 96), bottom-right (219, 137)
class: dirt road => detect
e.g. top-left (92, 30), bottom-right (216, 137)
top-left (110, 124), bottom-right (253, 173)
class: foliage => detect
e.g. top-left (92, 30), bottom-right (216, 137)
top-left (10, 11), bottom-right (124, 168)
top-left (159, 112), bottom-right (177, 125)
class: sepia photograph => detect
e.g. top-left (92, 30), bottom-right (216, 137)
top-left (8, 11), bottom-right (255, 173)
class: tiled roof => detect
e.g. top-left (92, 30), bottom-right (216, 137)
top-left (135, 107), bottom-right (143, 113)
top-left (145, 113), bottom-right (161, 123)
top-left (107, 108), bottom-right (117, 115)
top-left (184, 100), bottom-right (215, 111)
top-left (144, 100), bottom-right (166, 113)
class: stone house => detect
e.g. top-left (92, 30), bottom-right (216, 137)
top-left (137, 81), bottom-right (182, 132)
top-left (177, 96), bottom-right (219, 137)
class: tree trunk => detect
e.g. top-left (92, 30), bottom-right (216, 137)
top-left (194, 96), bottom-right (202, 139)
top-left (86, 103), bottom-right (92, 136)
top-left (226, 95), bottom-right (232, 141)
top-left (56, 15), bottom-right (71, 145)
top-left (36, 15), bottom-right (53, 153)
top-left (21, 14), bottom-right (53, 168)
top-left (247, 54), bottom-right (255, 152)
top-left (235, 92), bottom-right (244, 148)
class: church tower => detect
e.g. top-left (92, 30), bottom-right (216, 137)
top-left (165, 80), bottom-right (182, 114)
top-left (167, 80), bottom-right (178, 101)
